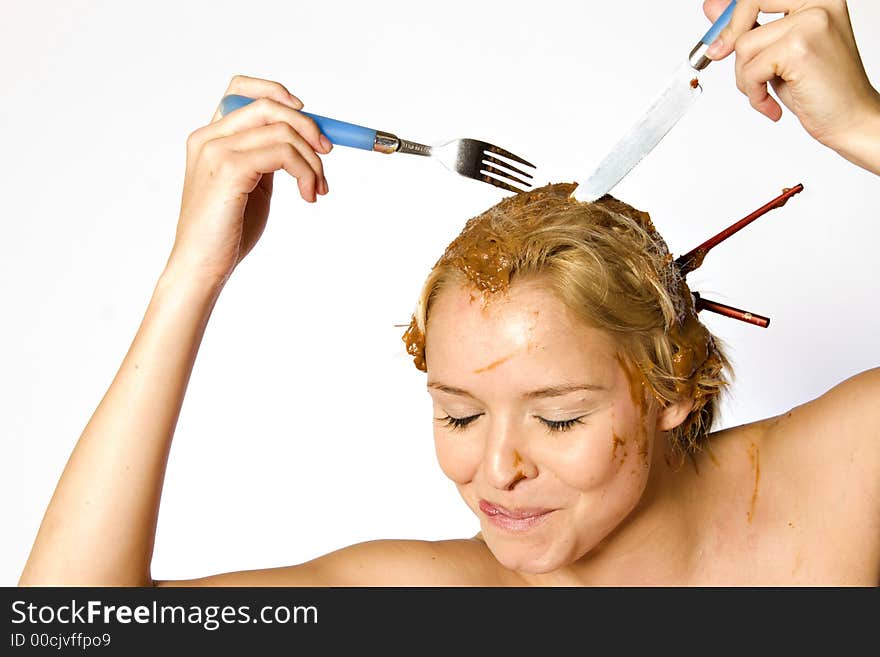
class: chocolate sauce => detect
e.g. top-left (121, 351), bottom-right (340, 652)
top-left (402, 183), bottom-right (580, 371)
top-left (402, 182), bottom-right (721, 419)
top-left (746, 441), bottom-right (761, 523)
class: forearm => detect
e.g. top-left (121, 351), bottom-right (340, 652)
top-left (19, 264), bottom-right (223, 586)
top-left (830, 91), bottom-right (880, 176)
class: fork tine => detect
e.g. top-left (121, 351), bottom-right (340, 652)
top-left (481, 163), bottom-right (534, 189)
top-left (482, 154), bottom-right (534, 181)
top-left (479, 173), bottom-right (529, 194)
top-left (484, 144), bottom-right (536, 169)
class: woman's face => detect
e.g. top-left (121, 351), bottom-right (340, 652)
top-left (425, 277), bottom-right (660, 574)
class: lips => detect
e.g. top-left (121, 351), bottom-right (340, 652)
top-left (478, 499), bottom-right (555, 532)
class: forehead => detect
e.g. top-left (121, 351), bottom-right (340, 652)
top-left (424, 278), bottom-right (621, 389)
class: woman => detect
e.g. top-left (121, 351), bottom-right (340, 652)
top-left (19, 0), bottom-right (880, 586)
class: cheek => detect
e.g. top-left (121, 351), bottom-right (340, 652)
top-left (610, 399), bottom-right (654, 471)
top-left (547, 404), bottom-right (649, 492)
top-left (434, 432), bottom-right (482, 484)
top-left (545, 429), bottom-right (620, 492)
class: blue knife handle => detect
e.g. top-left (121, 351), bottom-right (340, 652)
top-left (219, 94), bottom-right (378, 151)
top-left (700, 0), bottom-right (736, 45)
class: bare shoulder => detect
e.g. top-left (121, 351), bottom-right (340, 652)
top-left (795, 367), bottom-right (880, 423)
top-left (692, 368), bottom-right (880, 521)
top-left (747, 368), bottom-right (879, 546)
top-left (688, 369), bottom-right (879, 583)
top-left (768, 367), bottom-right (880, 465)
top-left (155, 535), bottom-right (520, 587)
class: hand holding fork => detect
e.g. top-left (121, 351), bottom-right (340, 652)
top-left (170, 75), bottom-right (537, 289)
top-left (219, 94), bottom-right (537, 194)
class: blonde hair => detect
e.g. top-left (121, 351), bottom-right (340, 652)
top-left (402, 183), bottom-right (730, 456)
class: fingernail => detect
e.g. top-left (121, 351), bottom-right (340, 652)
top-left (319, 134), bottom-right (333, 153)
top-left (706, 37), bottom-right (724, 59)
top-left (322, 176), bottom-right (329, 194)
top-left (287, 94), bottom-right (304, 109)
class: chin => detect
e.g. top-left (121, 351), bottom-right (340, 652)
top-left (485, 536), bottom-right (572, 575)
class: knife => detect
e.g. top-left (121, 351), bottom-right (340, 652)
top-left (573, 1), bottom-right (738, 202)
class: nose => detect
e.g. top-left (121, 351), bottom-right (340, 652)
top-left (483, 419), bottom-right (538, 491)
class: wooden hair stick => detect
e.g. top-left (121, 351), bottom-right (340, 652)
top-left (693, 292), bottom-right (770, 328)
top-left (676, 183), bottom-right (804, 275)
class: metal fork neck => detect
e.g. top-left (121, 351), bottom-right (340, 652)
top-left (373, 132), bottom-right (433, 156)
top-left (397, 139), bottom-right (433, 157)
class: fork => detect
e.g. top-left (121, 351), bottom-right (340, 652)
top-left (219, 94), bottom-right (536, 194)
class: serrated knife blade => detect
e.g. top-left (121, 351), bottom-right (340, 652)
top-left (574, 1), bottom-right (738, 202)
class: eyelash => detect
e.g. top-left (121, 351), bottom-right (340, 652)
top-left (436, 414), bottom-right (586, 433)
top-left (437, 414), bottom-right (482, 431)
top-left (539, 417), bottom-right (586, 433)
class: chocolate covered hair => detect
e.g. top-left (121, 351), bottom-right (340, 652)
top-left (402, 182), bottom-right (730, 456)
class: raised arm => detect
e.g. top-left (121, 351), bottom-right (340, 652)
top-left (18, 76), bottom-right (330, 586)
top-left (703, 0), bottom-right (880, 175)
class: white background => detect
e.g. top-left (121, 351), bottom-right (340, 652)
top-left (2, 1), bottom-right (878, 585)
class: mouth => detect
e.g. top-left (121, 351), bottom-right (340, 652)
top-left (478, 499), bottom-right (555, 533)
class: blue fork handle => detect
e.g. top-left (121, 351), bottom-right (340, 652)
top-left (219, 94), bottom-right (381, 151)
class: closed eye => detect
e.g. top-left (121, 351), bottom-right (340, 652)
top-left (537, 416), bottom-right (587, 433)
top-left (435, 413), bottom-right (482, 431)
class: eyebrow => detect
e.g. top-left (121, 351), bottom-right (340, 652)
top-left (427, 383), bottom-right (606, 399)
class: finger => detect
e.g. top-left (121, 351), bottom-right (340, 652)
top-left (703, 0), bottom-right (799, 20)
top-left (235, 142), bottom-right (321, 203)
top-left (734, 16), bottom-right (792, 85)
top-left (733, 11), bottom-right (792, 63)
top-left (738, 42), bottom-right (787, 121)
top-left (215, 122), bottom-right (327, 193)
top-left (707, 0), bottom-right (808, 60)
top-left (210, 74), bottom-right (304, 122)
top-left (195, 97), bottom-right (331, 158)
top-left (260, 170), bottom-right (275, 198)
top-left (703, 0), bottom-right (730, 22)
